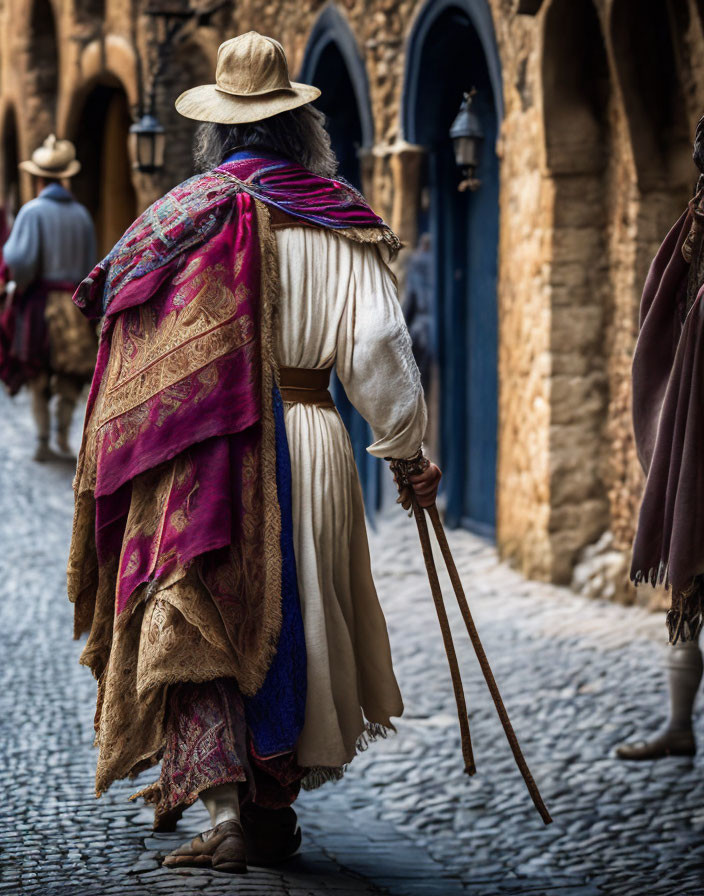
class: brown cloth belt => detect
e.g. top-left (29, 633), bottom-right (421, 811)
top-left (279, 365), bottom-right (335, 408)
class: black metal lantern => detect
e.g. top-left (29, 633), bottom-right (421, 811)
top-left (129, 113), bottom-right (166, 174)
top-left (449, 89), bottom-right (484, 192)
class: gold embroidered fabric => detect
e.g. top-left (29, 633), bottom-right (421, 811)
top-left (68, 200), bottom-right (287, 798)
top-left (99, 261), bottom-right (252, 427)
top-left (137, 570), bottom-right (240, 695)
top-left (45, 289), bottom-right (98, 379)
top-left (249, 200), bottom-right (284, 683)
top-left (93, 602), bottom-right (168, 795)
top-left (92, 565), bottom-right (257, 794)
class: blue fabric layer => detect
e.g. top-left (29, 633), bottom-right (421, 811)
top-left (243, 385), bottom-right (307, 756)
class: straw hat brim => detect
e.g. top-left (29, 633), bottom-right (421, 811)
top-left (175, 82), bottom-right (321, 124)
top-left (19, 159), bottom-right (81, 179)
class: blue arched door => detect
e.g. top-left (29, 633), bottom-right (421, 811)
top-left (404, 0), bottom-right (501, 534)
top-left (300, 12), bottom-right (382, 515)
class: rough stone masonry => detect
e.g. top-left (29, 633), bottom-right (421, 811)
top-left (3, 0), bottom-right (704, 603)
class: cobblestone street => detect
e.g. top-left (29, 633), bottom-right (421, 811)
top-left (1, 389), bottom-right (704, 896)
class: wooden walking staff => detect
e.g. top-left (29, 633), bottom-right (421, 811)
top-left (388, 452), bottom-right (552, 826)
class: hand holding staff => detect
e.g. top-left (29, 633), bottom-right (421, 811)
top-left (388, 451), bottom-right (552, 826)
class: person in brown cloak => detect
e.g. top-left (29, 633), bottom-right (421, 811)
top-left (617, 117), bottom-right (704, 761)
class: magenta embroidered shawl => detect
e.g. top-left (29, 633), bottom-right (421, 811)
top-left (68, 152), bottom-right (396, 698)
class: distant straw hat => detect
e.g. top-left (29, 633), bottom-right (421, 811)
top-left (175, 31), bottom-right (320, 125)
top-left (19, 134), bottom-right (81, 179)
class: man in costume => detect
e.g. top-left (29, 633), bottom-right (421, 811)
top-left (68, 32), bottom-right (441, 873)
top-left (1, 135), bottom-right (97, 461)
top-left (617, 117), bottom-right (704, 761)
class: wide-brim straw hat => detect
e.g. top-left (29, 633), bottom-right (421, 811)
top-left (19, 134), bottom-right (81, 179)
top-left (175, 31), bottom-right (320, 125)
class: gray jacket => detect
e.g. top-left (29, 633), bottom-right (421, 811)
top-left (3, 184), bottom-right (96, 290)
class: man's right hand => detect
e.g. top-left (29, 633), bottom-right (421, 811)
top-left (409, 462), bottom-right (442, 508)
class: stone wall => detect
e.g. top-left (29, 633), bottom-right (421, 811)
top-left (1, 0), bottom-right (703, 604)
top-left (495, 0), bottom-right (704, 600)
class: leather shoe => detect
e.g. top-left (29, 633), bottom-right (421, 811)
top-left (241, 803), bottom-right (301, 866)
top-left (615, 728), bottom-right (696, 760)
top-left (162, 819), bottom-right (247, 873)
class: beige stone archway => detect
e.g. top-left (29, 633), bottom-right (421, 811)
top-left (65, 72), bottom-right (138, 258)
top-left (540, 0), bottom-right (613, 582)
top-left (58, 33), bottom-right (140, 138)
top-left (58, 31), bottom-right (143, 255)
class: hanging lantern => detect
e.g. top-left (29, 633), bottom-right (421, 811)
top-left (449, 89), bottom-right (484, 192)
top-left (129, 113), bottom-right (166, 174)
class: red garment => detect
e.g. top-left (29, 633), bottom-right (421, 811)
top-left (143, 679), bottom-right (303, 828)
top-left (0, 299), bottom-right (22, 395)
top-left (0, 278), bottom-right (80, 391)
top-left (0, 206), bottom-right (20, 392)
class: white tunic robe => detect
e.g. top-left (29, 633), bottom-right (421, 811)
top-left (275, 226), bottom-right (427, 769)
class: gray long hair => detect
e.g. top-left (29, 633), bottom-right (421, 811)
top-left (193, 104), bottom-right (338, 178)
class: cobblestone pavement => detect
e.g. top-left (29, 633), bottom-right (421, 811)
top-left (0, 389), bottom-right (703, 895)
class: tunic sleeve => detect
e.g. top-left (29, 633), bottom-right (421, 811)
top-left (335, 239), bottom-right (427, 459)
top-left (3, 203), bottom-right (42, 289)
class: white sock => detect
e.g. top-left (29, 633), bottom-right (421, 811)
top-left (200, 782), bottom-right (240, 827)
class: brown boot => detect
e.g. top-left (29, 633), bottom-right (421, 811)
top-left (241, 804), bottom-right (301, 866)
top-left (56, 430), bottom-right (74, 458)
top-left (33, 438), bottom-right (56, 463)
top-left (162, 819), bottom-right (247, 873)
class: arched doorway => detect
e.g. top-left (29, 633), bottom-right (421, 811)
top-left (300, 6), bottom-right (374, 186)
top-left (402, 0), bottom-right (501, 534)
top-left (542, 0), bottom-right (612, 578)
top-left (300, 8), bottom-right (382, 512)
top-left (2, 107), bottom-right (21, 223)
top-left (24, 0), bottom-right (59, 146)
top-left (70, 79), bottom-right (138, 258)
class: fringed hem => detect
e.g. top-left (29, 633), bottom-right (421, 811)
top-left (301, 766), bottom-right (345, 790)
top-left (631, 560), bottom-right (670, 589)
top-left (337, 225), bottom-right (402, 261)
top-left (356, 721), bottom-right (393, 751)
top-left (300, 721), bottom-right (394, 791)
top-left (666, 581), bottom-right (704, 644)
top-left (632, 565), bottom-right (704, 644)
